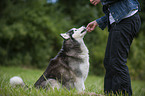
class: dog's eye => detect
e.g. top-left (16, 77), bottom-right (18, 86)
top-left (70, 31), bottom-right (74, 34)
top-left (68, 30), bottom-right (74, 35)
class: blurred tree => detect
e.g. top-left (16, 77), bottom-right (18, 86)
top-left (0, 0), bottom-right (72, 68)
top-left (0, 0), bottom-right (144, 80)
top-left (57, 0), bottom-right (103, 26)
top-left (138, 0), bottom-right (145, 29)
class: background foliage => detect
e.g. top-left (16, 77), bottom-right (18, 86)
top-left (0, 0), bottom-right (144, 80)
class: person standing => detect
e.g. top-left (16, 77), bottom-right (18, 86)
top-left (86, 0), bottom-right (141, 96)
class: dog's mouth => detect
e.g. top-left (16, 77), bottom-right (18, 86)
top-left (81, 28), bottom-right (87, 34)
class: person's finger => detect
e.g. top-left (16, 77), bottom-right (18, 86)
top-left (86, 23), bottom-right (92, 29)
top-left (86, 27), bottom-right (90, 32)
top-left (92, 23), bottom-right (96, 29)
top-left (90, 28), bottom-right (94, 31)
top-left (86, 24), bottom-right (90, 29)
top-left (92, 0), bottom-right (97, 5)
top-left (90, 22), bottom-right (97, 31)
top-left (92, 0), bottom-right (97, 4)
top-left (90, 0), bottom-right (93, 3)
top-left (87, 27), bottom-right (91, 32)
top-left (87, 29), bottom-right (89, 32)
top-left (94, 1), bottom-right (99, 5)
top-left (86, 26), bottom-right (90, 31)
top-left (90, 0), bottom-right (97, 5)
top-left (89, 26), bottom-right (94, 32)
top-left (88, 30), bottom-right (91, 32)
top-left (90, 0), bottom-right (94, 4)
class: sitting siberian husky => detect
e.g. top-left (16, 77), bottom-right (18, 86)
top-left (10, 26), bottom-right (89, 92)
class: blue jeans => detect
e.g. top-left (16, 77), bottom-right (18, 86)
top-left (104, 13), bottom-right (141, 96)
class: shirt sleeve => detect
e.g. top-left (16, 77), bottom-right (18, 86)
top-left (96, 15), bottom-right (108, 30)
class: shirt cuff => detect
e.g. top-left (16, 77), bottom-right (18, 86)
top-left (96, 16), bottom-right (108, 30)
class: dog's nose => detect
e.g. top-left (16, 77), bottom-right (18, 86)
top-left (82, 25), bottom-right (85, 27)
top-left (82, 25), bottom-right (86, 29)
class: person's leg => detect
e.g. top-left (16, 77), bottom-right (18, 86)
top-left (104, 13), bottom-right (141, 96)
top-left (104, 28), bottom-right (113, 94)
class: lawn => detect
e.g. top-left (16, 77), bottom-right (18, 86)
top-left (0, 66), bottom-right (145, 96)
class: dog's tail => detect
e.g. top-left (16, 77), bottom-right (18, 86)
top-left (10, 76), bottom-right (25, 87)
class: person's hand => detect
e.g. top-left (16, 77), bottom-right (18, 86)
top-left (86, 20), bottom-right (98, 32)
top-left (90, 0), bottom-right (101, 6)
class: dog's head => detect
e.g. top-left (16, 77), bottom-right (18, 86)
top-left (60, 26), bottom-right (87, 40)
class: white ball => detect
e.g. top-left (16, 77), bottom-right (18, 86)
top-left (10, 76), bottom-right (25, 87)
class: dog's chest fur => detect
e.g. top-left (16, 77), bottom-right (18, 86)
top-left (63, 39), bottom-right (89, 91)
top-left (76, 39), bottom-right (89, 80)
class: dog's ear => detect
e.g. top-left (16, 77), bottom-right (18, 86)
top-left (60, 33), bottom-right (70, 40)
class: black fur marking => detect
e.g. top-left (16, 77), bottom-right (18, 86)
top-left (67, 29), bottom-right (74, 35)
top-left (81, 29), bottom-right (86, 33)
top-left (67, 29), bottom-right (75, 40)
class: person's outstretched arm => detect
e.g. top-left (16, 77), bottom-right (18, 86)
top-left (86, 15), bottom-right (107, 32)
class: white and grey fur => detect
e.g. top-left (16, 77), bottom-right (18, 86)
top-left (10, 26), bottom-right (89, 92)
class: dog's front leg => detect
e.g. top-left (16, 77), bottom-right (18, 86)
top-left (34, 67), bottom-right (50, 88)
top-left (34, 74), bottom-right (46, 88)
top-left (74, 77), bottom-right (85, 92)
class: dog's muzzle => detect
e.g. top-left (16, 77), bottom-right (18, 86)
top-left (81, 28), bottom-right (87, 33)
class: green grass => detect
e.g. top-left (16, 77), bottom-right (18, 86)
top-left (0, 66), bottom-right (145, 96)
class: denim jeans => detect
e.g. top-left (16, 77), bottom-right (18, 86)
top-left (104, 13), bottom-right (141, 96)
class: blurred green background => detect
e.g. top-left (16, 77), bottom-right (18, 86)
top-left (0, 0), bottom-right (144, 80)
